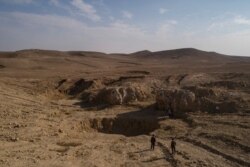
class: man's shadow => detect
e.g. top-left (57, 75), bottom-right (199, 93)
top-left (138, 142), bottom-right (178, 166)
top-left (132, 148), bottom-right (151, 154)
top-left (158, 142), bottom-right (178, 167)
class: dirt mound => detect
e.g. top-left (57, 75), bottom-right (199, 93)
top-left (165, 74), bottom-right (188, 86)
top-left (164, 73), bottom-right (217, 87)
top-left (156, 89), bottom-right (196, 112)
top-left (186, 86), bottom-right (241, 112)
top-left (199, 97), bottom-right (238, 113)
top-left (156, 86), bottom-right (239, 113)
top-left (156, 86), bottom-right (241, 113)
top-left (56, 78), bottom-right (104, 97)
top-left (108, 76), bottom-right (146, 85)
top-left (180, 73), bottom-right (216, 86)
top-left (55, 77), bottom-right (157, 106)
top-left (202, 81), bottom-right (249, 90)
top-left (92, 84), bottom-right (152, 105)
top-left (93, 87), bottom-right (124, 105)
top-left (184, 86), bottom-right (218, 98)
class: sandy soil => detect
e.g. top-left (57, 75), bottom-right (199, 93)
top-left (0, 49), bottom-right (249, 167)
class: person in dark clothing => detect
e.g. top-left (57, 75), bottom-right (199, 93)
top-left (168, 103), bottom-right (174, 118)
top-left (171, 138), bottom-right (176, 155)
top-left (150, 135), bottom-right (156, 150)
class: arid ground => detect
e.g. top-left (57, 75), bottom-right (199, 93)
top-left (0, 48), bottom-right (249, 167)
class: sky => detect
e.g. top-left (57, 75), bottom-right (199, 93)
top-left (0, 0), bottom-right (250, 56)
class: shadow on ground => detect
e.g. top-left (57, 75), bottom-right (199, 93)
top-left (78, 104), bottom-right (169, 137)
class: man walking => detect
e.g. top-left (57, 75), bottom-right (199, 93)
top-left (171, 138), bottom-right (176, 155)
top-left (150, 134), bottom-right (156, 150)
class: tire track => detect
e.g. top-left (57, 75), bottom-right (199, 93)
top-left (181, 138), bottom-right (250, 167)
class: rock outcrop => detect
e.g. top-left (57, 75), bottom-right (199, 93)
top-left (156, 86), bottom-right (239, 113)
top-left (156, 88), bottom-right (196, 112)
top-left (92, 85), bottom-right (151, 105)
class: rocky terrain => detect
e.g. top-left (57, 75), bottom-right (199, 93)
top-left (0, 48), bottom-right (249, 167)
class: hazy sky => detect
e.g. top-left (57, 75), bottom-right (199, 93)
top-left (0, 0), bottom-right (250, 56)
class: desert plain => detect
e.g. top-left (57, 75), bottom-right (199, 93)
top-left (0, 48), bottom-right (249, 167)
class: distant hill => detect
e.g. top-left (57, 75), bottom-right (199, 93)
top-left (0, 48), bottom-right (250, 78)
top-left (130, 50), bottom-right (152, 57)
top-left (130, 48), bottom-right (227, 58)
top-left (0, 48), bottom-right (247, 59)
